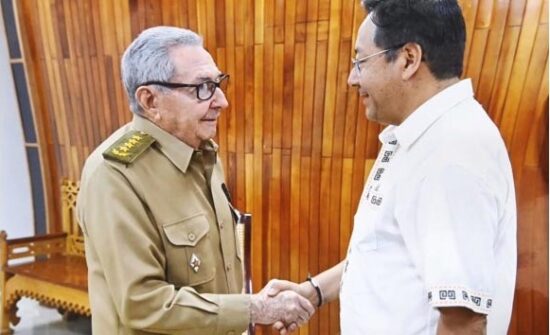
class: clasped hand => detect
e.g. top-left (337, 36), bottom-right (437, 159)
top-left (250, 279), bottom-right (316, 334)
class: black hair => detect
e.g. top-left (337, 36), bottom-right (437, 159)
top-left (360, 0), bottom-right (466, 79)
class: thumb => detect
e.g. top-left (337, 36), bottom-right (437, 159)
top-left (266, 279), bottom-right (298, 297)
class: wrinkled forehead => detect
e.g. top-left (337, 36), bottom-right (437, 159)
top-left (169, 45), bottom-right (222, 81)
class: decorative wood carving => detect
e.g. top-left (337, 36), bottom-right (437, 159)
top-left (0, 180), bottom-right (89, 334)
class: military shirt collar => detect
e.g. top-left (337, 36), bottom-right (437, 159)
top-left (131, 115), bottom-right (218, 173)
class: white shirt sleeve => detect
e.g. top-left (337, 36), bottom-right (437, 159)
top-left (414, 163), bottom-right (497, 314)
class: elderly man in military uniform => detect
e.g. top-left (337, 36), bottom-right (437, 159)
top-left (77, 26), bottom-right (314, 335)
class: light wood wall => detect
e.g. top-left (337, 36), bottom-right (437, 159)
top-left (15, 0), bottom-right (547, 334)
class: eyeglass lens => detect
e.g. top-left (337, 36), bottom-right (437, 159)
top-left (198, 76), bottom-right (229, 100)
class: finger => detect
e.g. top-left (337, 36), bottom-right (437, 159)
top-left (273, 321), bottom-right (289, 335)
top-left (273, 321), bottom-right (285, 331)
top-left (279, 322), bottom-right (298, 335)
top-left (265, 279), bottom-right (282, 296)
top-left (282, 321), bottom-right (297, 335)
top-left (297, 294), bottom-right (316, 316)
top-left (288, 322), bottom-right (298, 333)
top-left (296, 310), bottom-right (310, 326)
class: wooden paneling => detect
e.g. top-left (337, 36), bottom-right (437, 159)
top-left (14, 0), bottom-right (547, 334)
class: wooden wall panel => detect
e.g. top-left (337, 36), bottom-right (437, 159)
top-left (14, 0), bottom-right (547, 334)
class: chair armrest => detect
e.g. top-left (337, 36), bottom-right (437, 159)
top-left (1, 231), bottom-right (68, 266)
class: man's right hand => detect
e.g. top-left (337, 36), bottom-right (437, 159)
top-left (260, 262), bottom-right (346, 334)
top-left (264, 279), bottom-right (318, 334)
top-left (250, 282), bottom-right (315, 329)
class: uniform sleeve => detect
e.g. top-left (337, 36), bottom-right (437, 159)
top-left (79, 163), bottom-right (250, 334)
top-left (414, 164), bottom-right (497, 315)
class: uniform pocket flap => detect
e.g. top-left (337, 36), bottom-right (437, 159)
top-left (163, 213), bottom-right (209, 247)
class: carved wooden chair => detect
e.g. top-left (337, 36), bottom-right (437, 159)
top-left (0, 180), bottom-right (89, 334)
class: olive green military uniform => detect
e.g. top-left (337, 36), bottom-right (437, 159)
top-left (77, 115), bottom-right (250, 335)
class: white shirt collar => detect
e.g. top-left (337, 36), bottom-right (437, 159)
top-left (379, 79), bottom-right (474, 148)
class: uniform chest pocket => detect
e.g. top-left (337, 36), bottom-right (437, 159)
top-left (162, 213), bottom-right (216, 287)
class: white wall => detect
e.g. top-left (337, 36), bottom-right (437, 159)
top-left (0, 10), bottom-right (34, 238)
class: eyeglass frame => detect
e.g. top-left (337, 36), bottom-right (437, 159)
top-left (351, 44), bottom-right (405, 73)
top-left (139, 73), bottom-right (230, 101)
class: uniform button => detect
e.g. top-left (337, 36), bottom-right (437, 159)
top-left (188, 233), bottom-right (196, 241)
top-left (219, 222), bottom-right (224, 229)
top-left (226, 264), bottom-right (231, 271)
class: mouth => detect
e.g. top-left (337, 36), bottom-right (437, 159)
top-left (200, 116), bottom-right (218, 123)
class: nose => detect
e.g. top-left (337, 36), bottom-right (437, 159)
top-left (348, 67), bottom-right (359, 87)
top-left (212, 87), bottom-right (229, 109)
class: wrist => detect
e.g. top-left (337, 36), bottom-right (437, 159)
top-left (249, 294), bottom-right (263, 324)
top-left (298, 281), bottom-right (318, 307)
top-left (305, 274), bottom-right (323, 308)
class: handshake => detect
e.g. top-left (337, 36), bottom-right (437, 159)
top-left (249, 279), bottom-right (321, 334)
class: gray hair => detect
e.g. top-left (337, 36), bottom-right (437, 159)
top-left (121, 26), bottom-right (203, 114)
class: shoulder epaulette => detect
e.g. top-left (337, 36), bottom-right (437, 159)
top-left (102, 130), bottom-right (156, 164)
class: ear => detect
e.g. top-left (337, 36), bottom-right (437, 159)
top-left (135, 86), bottom-right (161, 121)
top-left (400, 42), bottom-right (423, 80)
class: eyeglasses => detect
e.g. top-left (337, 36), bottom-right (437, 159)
top-left (351, 45), bottom-right (404, 73)
top-left (351, 49), bottom-right (392, 73)
top-left (140, 73), bottom-right (229, 101)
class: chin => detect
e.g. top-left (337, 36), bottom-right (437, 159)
top-left (366, 109), bottom-right (378, 122)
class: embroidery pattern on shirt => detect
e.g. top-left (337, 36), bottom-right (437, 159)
top-left (427, 286), bottom-right (493, 314)
top-left (359, 136), bottom-right (399, 209)
top-left (341, 134), bottom-right (399, 288)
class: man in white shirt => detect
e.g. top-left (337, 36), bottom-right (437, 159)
top-left (268, 0), bottom-right (517, 334)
